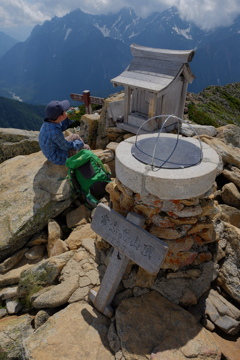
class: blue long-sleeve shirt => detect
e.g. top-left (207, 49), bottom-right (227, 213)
top-left (39, 118), bottom-right (84, 165)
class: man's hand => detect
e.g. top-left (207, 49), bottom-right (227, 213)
top-left (83, 144), bottom-right (90, 150)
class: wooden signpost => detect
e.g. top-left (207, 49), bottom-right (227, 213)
top-left (70, 90), bottom-right (105, 114)
top-left (88, 203), bottom-right (168, 317)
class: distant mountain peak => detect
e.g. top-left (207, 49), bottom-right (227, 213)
top-left (0, 7), bottom-right (239, 104)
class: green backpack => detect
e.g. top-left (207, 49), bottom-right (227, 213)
top-left (65, 149), bottom-right (112, 208)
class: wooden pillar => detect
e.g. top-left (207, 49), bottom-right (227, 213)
top-left (178, 78), bottom-right (188, 118)
top-left (83, 90), bottom-right (92, 114)
top-left (124, 86), bottom-right (131, 123)
top-left (148, 92), bottom-right (157, 118)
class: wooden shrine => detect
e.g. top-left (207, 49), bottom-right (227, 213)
top-left (111, 44), bottom-right (195, 133)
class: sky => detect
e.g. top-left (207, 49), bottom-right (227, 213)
top-left (1, 0), bottom-right (240, 41)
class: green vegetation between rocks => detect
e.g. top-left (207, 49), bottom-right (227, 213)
top-left (186, 83), bottom-right (240, 127)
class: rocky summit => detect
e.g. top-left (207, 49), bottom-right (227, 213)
top-left (0, 95), bottom-right (240, 360)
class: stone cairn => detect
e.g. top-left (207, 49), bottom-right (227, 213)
top-left (106, 178), bottom-right (217, 274)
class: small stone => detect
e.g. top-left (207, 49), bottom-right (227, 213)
top-left (25, 245), bottom-right (46, 260)
top-left (171, 204), bottom-right (203, 218)
top-left (149, 225), bottom-right (182, 240)
top-left (34, 310), bottom-right (52, 329)
top-left (0, 308), bottom-right (7, 319)
top-left (134, 204), bottom-right (160, 219)
top-left (49, 239), bottom-right (69, 257)
top-left (221, 182), bottom-right (240, 208)
top-left (66, 204), bottom-right (91, 228)
top-left (201, 318), bottom-right (215, 331)
top-left (27, 231), bottom-right (48, 246)
top-left (161, 251), bottom-right (198, 271)
top-left (179, 288), bottom-right (198, 306)
top-left (0, 286), bottom-right (18, 300)
top-left (47, 219), bottom-right (63, 256)
top-left (107, 323), bottom-right (121, 353)
top-left (6, 299), bottom-right (22, 314)
top-left (0, 248), bottom-right (27, 273)
top-left (68, 286), bottom-right (89, 302)
top-left (193, 252), bottom-right (213, 265)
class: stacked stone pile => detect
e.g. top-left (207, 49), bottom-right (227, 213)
top-left (0, 120), bottom-right (240, 359)
top-left (106, 179), bottom-right (218, 271)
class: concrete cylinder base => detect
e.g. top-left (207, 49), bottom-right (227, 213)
top-left (115, 133), bottom-right (219, 200)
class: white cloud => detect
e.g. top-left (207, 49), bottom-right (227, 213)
top-left (0, 0), bottom-right (50, 27)
top-left (169, 0), bottom-right (240, 30)
top-left (0, 0), bottom-right (240, 39)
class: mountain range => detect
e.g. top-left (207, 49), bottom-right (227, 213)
top-left (0, 7), bottom-right (240, 105)
top-left (0, 31), bottom-right (19, 58)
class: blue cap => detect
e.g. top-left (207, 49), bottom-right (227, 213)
top-left (45, 100), bottom-right (70, 120)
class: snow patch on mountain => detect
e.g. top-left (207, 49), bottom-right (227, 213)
top-left (129, 31), bottom-right (141, 39)
top-left (173, 26), bottom-right (192, 40)
top-left (93, 23), bottom-right (110, 37)
top-left (64, 28), bottom-right (72, 41)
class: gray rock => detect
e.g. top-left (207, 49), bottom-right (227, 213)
top-left (222, 166), bottom-right (240, 189)
top-left (25, 244), bottom-right (46, 260)
top-left (205, 290), bottom-right (240, 335)
top-left (152, 261), bottom-right (219, 305)
top-left (0, 127), bottom-right (40, 163)
top-left (221, 182), bottom-right (240, 209)
top-left (0, 285), bottom-right (18, 300)
top-left (208, 289), bottom-right (240, 320)
top-left (107, 322), bottom-right (121, 353)
top-left (216, 124), bottom-right (240, 148)
top-left (33, 274), bottom-right (79, 309)
top-left (34, 309), bottom-right (53, 329)
top-left (0, 308), bottom-right (7, 319)
top-left (0, 314), bottom-right (34, 359)
top-left (18, 252), bottom-right (74, 299)
top-left (200, 135), bottom-right (240, 168)
top-left (215, 204), bottom-right (240, 228)
top-left (0, 263), bottom-right (34, 287)
top-left (0, 247), bottom-right (27, 273)
top-left (23, 302), bottom-right (113, 360)
top-left (115, 291), bottom-right (221, 360)
top-left (217, 223), bottom-right (240, 303)
top-left (0, 152), bottom-right (74, 261)
top-left (201, 317), bottom-right (215, 331)
top-left (181, 123), bottom-right (217, 137)
top-left (6, 298), bottom-right (22, 314)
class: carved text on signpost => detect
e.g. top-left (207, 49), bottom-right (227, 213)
top-left (88, 203), bottom-right (168, 317)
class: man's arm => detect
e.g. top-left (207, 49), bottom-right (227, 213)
top-left (60, 118), bottom-right (73, 131)
top-left (52, 132), bottom-right (84, 151)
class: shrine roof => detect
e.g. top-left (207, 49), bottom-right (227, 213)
top-left (111, 44), bottom-right (195, 93)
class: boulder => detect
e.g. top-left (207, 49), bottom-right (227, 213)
top-left (222, 166), bottom-right (240, 188)
top-left (0, 151), bottom-right (74, 261)
top-left (181, 123), bottom-right (217, 137)
top-left (216, 124), bottom-right (240, 148)
top-left (115, 291), bottom-right (221, 360)
top-left (0, 127), bottom-right (40, 163)
top-left (205, 289), bottom-right (240, 335)
top-left (152, 261), bottom-right (219, 304)
top-left (200, 135), bottom-right (240, 168)
top-left (0, 314), bottom-right (34, 359)
top-left (217, 222), bottom-right (240, 303)
top-left (23, 302), bottom-right (113, 360)
top-left (221, 182), bottom-right (240, 209)
top-left (215, 204), bottom-right (240, 228)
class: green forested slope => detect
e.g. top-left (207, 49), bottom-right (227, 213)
top-left (0, 97), bottom-right (45, 131)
